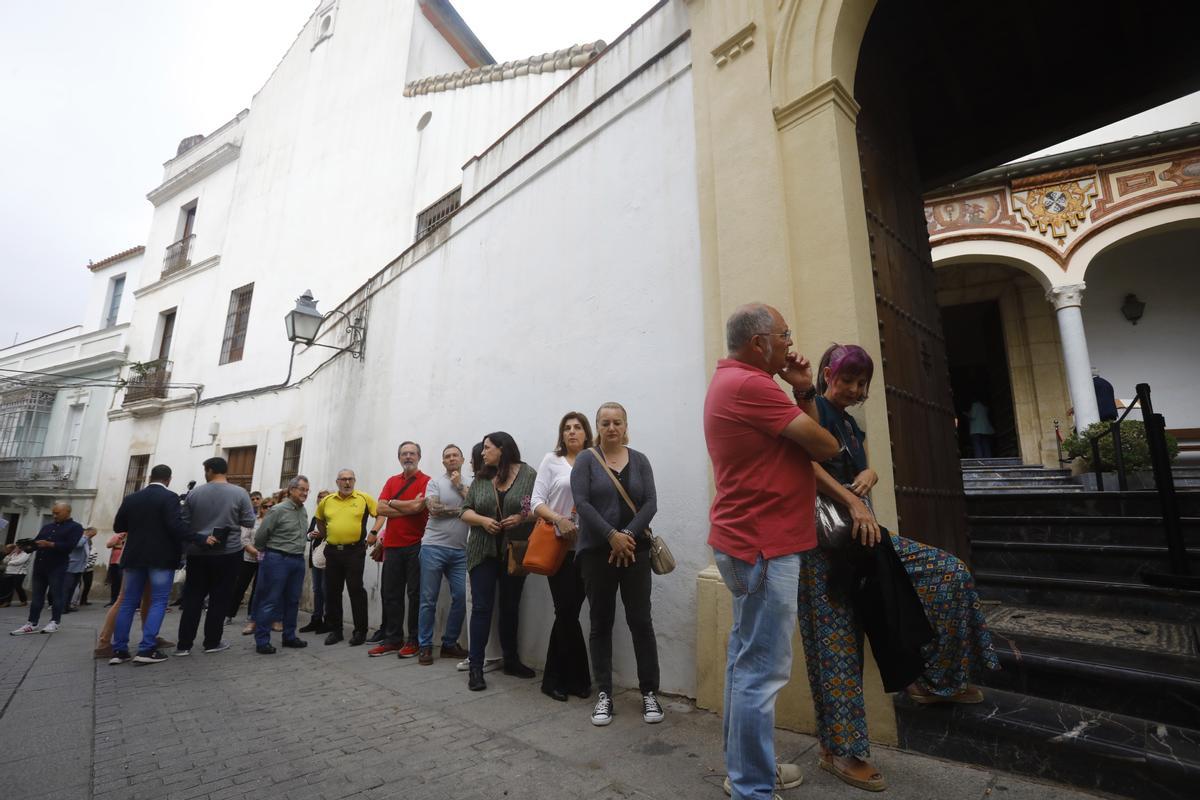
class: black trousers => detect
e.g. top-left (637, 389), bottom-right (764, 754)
top-left (382, 544), bottom-right (421, 644)
top-left (107, 564), bottom-right (122, 605)
top-left (2, 573), bottom-right (28, 603)
top-left (542, 552), bottom-right (591, 695)
top-left (177, 552), bottom-right (241, 650)
top-left (80, 570), bottom-right (93, 603)
top-left (578, 548), bottom-right (659, 695)
top-left (230, 560), bottom-right (259, 618)
top-left (323, 544), bottom-right (368, 634)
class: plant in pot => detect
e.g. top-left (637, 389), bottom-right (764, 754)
top-left (1062, 420), bottom-right (1179, 483)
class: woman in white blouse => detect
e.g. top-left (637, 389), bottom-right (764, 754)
top-left (530, 412), bottom-right (594, 702)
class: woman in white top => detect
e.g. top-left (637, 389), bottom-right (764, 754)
top-left (530, 411), bottom-right (594, 702)
top-left (1, 544), bottom-right (32, 606)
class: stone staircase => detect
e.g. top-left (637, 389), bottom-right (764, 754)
top-left (961, 456), bottom-right (1083, 493)
top-left (893, 479), bottom-right (1200, 800)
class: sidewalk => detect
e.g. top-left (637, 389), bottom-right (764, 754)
top-left (0, 603), bottom-right (1104, 800)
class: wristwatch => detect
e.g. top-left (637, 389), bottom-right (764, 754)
top-left (793, 386), bottom-right (818, 403)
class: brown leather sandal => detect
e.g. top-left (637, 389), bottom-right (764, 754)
top-left (819, 754), bottom-right (887, 792)
top-left (906, 683), bottom-right (984, 705)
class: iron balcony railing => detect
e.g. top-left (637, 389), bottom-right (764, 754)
top-left (0, 455), bottom-right (82, 489)
top-left (162, 234), bottom-right (195, 277)
top-left (123, 358), bottom-right (172, 404)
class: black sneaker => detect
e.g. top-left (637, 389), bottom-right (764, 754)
top-left (366, 628), bottom-right (385, 644)
top-left (298, 617), bottom-right (323, 633)
top-left (108, 650), bottom-right (132, 665)
top-left (281, 638), bottom-right (307, 648)
top-left (133, 649), bottom-right (169, 665)
top-left (324, 630), bottom-right (344, 645)
top-left (591, 692), bottom-right (614, 726)
top-left (256, 644), bottom-right (277, 655)
top-left (348, 630), bottom-right (367, 646)
top-left (642, 691), bottom-right (665, 723)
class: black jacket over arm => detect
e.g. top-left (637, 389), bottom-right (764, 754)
top-left (113, 484), bottom-right (201, 570)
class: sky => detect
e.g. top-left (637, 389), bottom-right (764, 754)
top-left (1, 2), bottom-right (1197, 347)
top-left (0, 0), bottom-right (651, 347)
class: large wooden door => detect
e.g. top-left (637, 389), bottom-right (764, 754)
top-left (225, 446), bottom-right (257, 492)
top-left (855, 43), bottom-right (970, 559)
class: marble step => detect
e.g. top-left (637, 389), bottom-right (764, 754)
top-left (976, 571), bottom-right (1200, 623)
top-left (972, 540), bottom-right (1200, 580)
top-left (961, 467), bottom-right (1074, 479)
top-left (967, 491), bottom-right (1200, 518)
top-left (964, 483), bottom-right (1086, 494)
top-left (963, 477), bottom-right (1081, 488)
top-left (961, 457), bottom-right (1024, 468)
top-left (982, 609), bottom-right (1200, 729)
top-left (968, 515), bottom-right (1200, 547)
top-left (893, 687), bottom-right (1200, 800)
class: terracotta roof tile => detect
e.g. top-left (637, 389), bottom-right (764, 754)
top-left (87, 245), bottom-right (144, 272)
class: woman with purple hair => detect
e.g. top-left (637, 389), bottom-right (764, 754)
top-left (796, 343), bottom-right (999, 792)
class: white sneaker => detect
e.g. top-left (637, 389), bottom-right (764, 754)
top-left (457, 656), bottom-right (503, 672)
top-left (10, 623), bottom-right (36, 636)
top-left (40, 621), bottom-right (59, 634)
top-left (641, 691), bottom-right (664, 724)
top-left (591, 692), bottom-right (614, 726)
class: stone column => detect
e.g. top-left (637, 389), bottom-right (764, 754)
top-left (1047, 283), bottom-right (1100, 430)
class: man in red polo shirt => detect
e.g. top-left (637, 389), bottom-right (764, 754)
top-left (704, 303), bottom-right (840, 800)
top-left (367, 442), bottom-right (430, 658)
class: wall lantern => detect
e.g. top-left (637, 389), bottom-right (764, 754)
top-left (1121, 293), bottom-right (1146, 325)
top-left (284, 290), bottom-right (366, 358)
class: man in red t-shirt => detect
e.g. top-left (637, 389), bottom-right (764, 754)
top-left (703, 303), bottom-right (839, 800)
top-left (367, 442), bottom-right (430, 658)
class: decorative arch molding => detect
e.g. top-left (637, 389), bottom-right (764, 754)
top-left (770, 0), bottom-right (876, 119)
top-left (931, 239), bottom-right (1057, 291)
top-left (1068, 200), bottom-right (1200, 282)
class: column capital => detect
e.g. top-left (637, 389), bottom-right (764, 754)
top-left (1047, 282), bottom-right (1086, 310)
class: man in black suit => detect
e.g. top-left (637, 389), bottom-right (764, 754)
top-left (109, 464), bottom-right (215, 665)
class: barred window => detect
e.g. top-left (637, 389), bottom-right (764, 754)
top-left (415, 186), bottom-right (461, 240)
top-left (220, 283), bottom-right (254, 364)
top-left (0, 388), bottom-right (55, 459)
top-left (124, 454), bottom-right (150, 496)
top-left (280, 438), bottom-right (302, 487)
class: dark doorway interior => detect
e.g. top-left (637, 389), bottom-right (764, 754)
top-left (941, 301), bottom-right (1017, 458)
top-left (2, 512), bottom-right (18, 545)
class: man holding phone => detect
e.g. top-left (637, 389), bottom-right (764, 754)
top-left (174, 456), bottom-right (256, 656)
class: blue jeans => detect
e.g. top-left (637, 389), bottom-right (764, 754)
top-left (255, 551), bottom-right (306, 646)
top-left (713, 549), bottom-right (800, 800)
top-left (418, 545), bottom-right (466, 648)
top-left (28, 560), bottom-right (68, 625)
top-left (113, 567), bottom-right (174, 654)
top-left (311, 566), bottom-right (325, 620)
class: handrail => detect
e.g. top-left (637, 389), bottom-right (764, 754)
top-left (1083, 383), bottom-right (1200, 590)
top-left (1084, 393), bottom-right (1142, 491)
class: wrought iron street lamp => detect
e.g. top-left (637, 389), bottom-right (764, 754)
top-left (284, 290), bottom-right (366, 358)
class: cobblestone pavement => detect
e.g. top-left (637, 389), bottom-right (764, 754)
top-left (1, 603), bottom-right (1104, 800)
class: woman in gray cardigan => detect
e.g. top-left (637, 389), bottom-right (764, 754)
top-left (571, 402), bottom-right (663, 727)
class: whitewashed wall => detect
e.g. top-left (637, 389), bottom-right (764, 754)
top-left (94, 5), bottom-right (705, 694)
top-left (1083, 226), bottom-right (1200, 429)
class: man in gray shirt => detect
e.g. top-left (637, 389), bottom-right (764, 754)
top-left (174, 456), bottom-right (256, 656)
top-left (416, 444), bottom-right (471, 665)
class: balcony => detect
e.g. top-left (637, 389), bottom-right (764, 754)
top-left (0, 455), bottom-right (82, 489)
top-left (123, 359), bottom-right (172, 405)
top-left (162, 235), bottom-right (195, 277)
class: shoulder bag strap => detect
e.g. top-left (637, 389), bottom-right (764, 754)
top-left (593, 447), bottom-right (638, 516)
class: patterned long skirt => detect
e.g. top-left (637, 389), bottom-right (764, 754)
top-left (797, 535), bottom-right (999, 757)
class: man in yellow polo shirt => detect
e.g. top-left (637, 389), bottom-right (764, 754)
top-left (314, 469), bottom-right (377, 646)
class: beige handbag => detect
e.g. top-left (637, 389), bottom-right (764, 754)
top-left (592, 448), bottom-right (675, 575)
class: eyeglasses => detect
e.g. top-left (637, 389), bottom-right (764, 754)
top-left (336, 477), bottom-right (355, 482)
top-left (755, 330), bottom-right (792, 341)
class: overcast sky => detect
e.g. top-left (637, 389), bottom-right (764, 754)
top-left (2, 2), bottom-right (1197, 347)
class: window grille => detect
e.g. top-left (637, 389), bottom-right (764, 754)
top-left (124, 454), bottom-right (150, 496)
top-left (0, 389), bottom-right (55, 459)
top-left (220, 283), bottom-right (255, 364)
top-left (280, 438), bottom-right (303, 487)
top-left (415, 186), bottom-right (461, 240)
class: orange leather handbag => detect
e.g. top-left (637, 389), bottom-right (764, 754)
top-left (523, 517), bottom-right (569, 576)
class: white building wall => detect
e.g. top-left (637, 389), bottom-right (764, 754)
top-left (97, 17), bottom-right (704, 695)
top-left (1083, 227), bottom-right (1200, 429)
